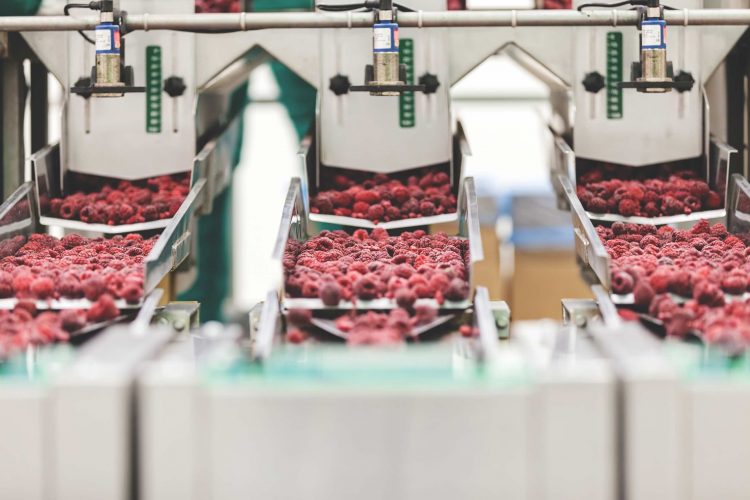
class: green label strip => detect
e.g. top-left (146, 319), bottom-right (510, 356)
top-left (399, 38), bottom-right (415, 128)
top-left (606, 32), bottom-right (623, 119)
top-left (146, 45), bottom-right (162, 133)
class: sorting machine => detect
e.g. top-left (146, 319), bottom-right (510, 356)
top-left (2, 4), bottom-right (750, 500)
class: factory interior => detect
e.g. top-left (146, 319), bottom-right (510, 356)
top-left (3, 0), bottom-right (750, 499)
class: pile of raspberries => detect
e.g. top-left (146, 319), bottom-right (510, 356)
top-left (0, 233), bottom-right (155, 303)
top-left (285, 307), bottom-right (476, 346)
top-left (195, 0), bottom-right (241, 12)
top-left (44, 173), bottom-right (190, 226)
top-left (310, 167), bottom-right (457, 223)
top-left (577, 165), bottom-right (721, 217)
top-left (284, 228), bottom-right (470, 305)
top-left (0, 297), bottom-right (120, 355)
top-left (599, 219), bottom-right (750, 349)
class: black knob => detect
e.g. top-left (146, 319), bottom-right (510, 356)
top-left (674, 71), bottom-right (695, 93)
top-left (163, 76), bottom-right (187, 98)
top-left (73, 77), bottom-right (93, 99)
top-left (418, 73), bottom-right (440, 94)
top-left (582, 72), bottom-right (606, 94)
top-left (329, 74), bottom-right (351, 96)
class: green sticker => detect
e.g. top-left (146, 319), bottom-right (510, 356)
top-left (146, 45), bottom-right (162, 133)
top-left (399, 38), bottom-right (415, 128)
top-left (606, 32), bottom-right (623, 119)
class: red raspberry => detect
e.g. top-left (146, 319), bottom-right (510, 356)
top-left (355, 190), bottom-right (380, 204)
top-left (618, 198), bottom-right (639, 217)
top-left (414, 304), bottom-right (437, 325)
top-left (611, 271), bottom-right (635, 294)
top-left (0, 271), bottom-right (12, 298)
top-left (395, 289), bottom-right (417, 309)
top-left (419, 201), bottom-right (436, 216)
top-left (82, 276), bottom-right (107, 301)
top-left (459, 324), bottom-right (475, 337)
top-left (705, 191), bottom-right (722, 209)
top-left (693, 280), bottom-right (725, 306)
top-left (286, 329), bottom-right (306, 344)
top-left (668, 270), bottom-right (693, 297)
top-left (30, 277), bottom-right (55, 299)
top-left (86, 294), bottom-right (120, 323)
top-left (59, 310), bottom-right (86, 332)
top-left (353, 276), bottom-right (379, 300)
top-left (59, 201), bottom-right (79, 219)
top-left (319, 281), bottom-right (342, 306)
top-left (287, 308), bottom-right (312, 326)
top-left (12, 272), bottom-right (33, 295)
top-left (633, 280), bottom-right (655, 308)
top-left (367, 204), bottom-right (385, 222)
top-left (648, 267), bottom-right (672, 293)
top-left (121, 284), bottom-right (143, 304)
top-left (331, 192), bottom-right (353, 208)
top-left (588, 197), bottom-right (607, 212)
top-left (352, 201), bottom-right (370, 214)
top-left (444, 278), bottom-right (469, 301)
top-left (665, 309), bottom-right (694, 338)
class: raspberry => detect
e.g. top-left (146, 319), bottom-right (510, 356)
top-left (355, 190), bottom-right (380, 204)
top-left (444, 278), bottom-right (469, 301)
top-left (665, 309), bottom-right (694, 338)
top-left (319, 281), bottom-right (342, 306)
top-left (86, 294), bottom-right (120, 323)
top-left (30, 277), bottom-right (55, 299)
top-left (59, 310), bottom-right (85, 332)
top-left (611, 271), bottom-right (635, 294)
top-left (121, 284), bottom-right (143, 304)
top-left (721, 274), bottom-right (746, 295)
top-left (419, 201), bottom-right (436, 216)
top-left (618, 198), bottom-right (639, 217)
top-left (668, 270), bottom-right (693, 297)
top-left (287, 308), bottom-right (312, 326)
top-left (353, 276), bottom-right (379, 300)
top-left (705, 191), bottom-right (722, 209)
top-left (352, 201), bottom-right (370, 214)
top-left (588, 197), bottom-right (607, 212)
top-left (395, 289), bottom-right (417, 309)
top-left (367, 204), bottom-right (385, 222)
top-left (633, 280), bottom-right (655, 308)
top-left (648, 267), bottom-right (672, 293)
top-left (331, 192), bottom-right (353, 208)
top-left (459, 324), bottom-right (475, 337)
top-left (693, 281), bottom-right (725, 306)
top-left (286, 329), bottom-right (306, 344)
top-left (12, 272), bottom-right (33, 295)
top-left (82, 276), bottom-right (107, 301)
top-left (414, 304), bottom-right (437, 325)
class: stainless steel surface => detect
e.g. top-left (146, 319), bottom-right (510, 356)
top-left (132, 289), bottom-right (165, 331)
top-left (7, 11), bottom-right (750, 33)
top-left (253, 290), bottom-right (281, 361)
top-left (559, 174), bottom-right (611, 290)
top-left (144, 178), bottom-right (205, 293)
top-left (591, 284), bottom-right (621, 327)
top-left (473, 287), bottom-right (499, 362)
top-left (0, 181), bottom-right (37, 239)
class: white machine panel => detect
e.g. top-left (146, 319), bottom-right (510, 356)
top-left (318, 0), bottom-right (453, 172)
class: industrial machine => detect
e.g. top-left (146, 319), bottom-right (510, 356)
top-left (1, 3), bottom-right (750, 500)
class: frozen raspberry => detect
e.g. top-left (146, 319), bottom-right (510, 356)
top-left (395, 289), bottom-right (417, 309)
top-left (668, 270), bottom-right (693, 297)
top-left (12, 272), bottom-right (33, 295)
top-left (355, 190), bottom-right (380, 204)
top-left (353, 276), bottom-right (379, 300)
top-left (121, 284), bottom-right (143, 304)
top-left (633, 280), bottom-right (655, 308)
top-left (588, 197), bottom-right (607, 212)
top-left (414, 304), bottom-right (437, 325)
top-left (419, 201), bottom-right (436, 216)
top-left (648, 268), bottom-right (672, 293)
top-left (352, 201), bottom-right (370, 214)
top-left (82, 276), bottom-right (107, 301)
top-left (319, 281), bottom-right (342, 306)
top-left (618, 198), bottom-right (639, 217)
top-left (444, 278), bottom-right (469, 301)
top-left (0, 271), bottom-right (12, 298)
top-left (30, 277), bottom-right (55, 299)
top-left (367, 204), bottom-right (385, 222)
top-left (459, 324), bottom-right (475, 337)
top-left (287, 308), bottom-right (312, 326)
top-left (611, 271), bottom-right (635, 295)
top-left (59, 310), bottom-right (86, 332)
top-left (705, 191), bottom-right (722, 209)
top-left (693, 281), bottom-right (725, 306)
top-left (721, 274), bottom-right (746, 295)
top-left (665, 309), bottom-right (694, 338)
top-left (86, 294), bottom-right (120, 323)
top-left (286, 329), bottom-right (306, 344)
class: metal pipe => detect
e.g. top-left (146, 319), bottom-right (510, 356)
top-left (3, 9), bottom-right (750, 32)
